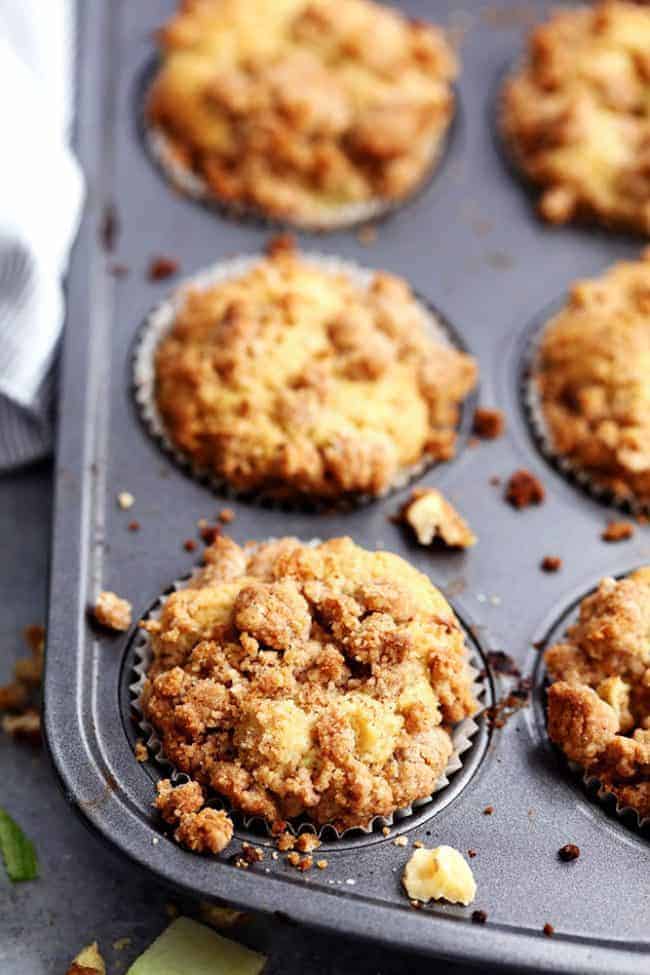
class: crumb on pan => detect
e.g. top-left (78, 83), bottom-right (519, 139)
top-left (147, 0), bottom-right (457, 224)
top-left (541, 556), bottom-right (562, 573)
top-left (134, 740), bottom-right (149, 762)
top-left (472, 407), bottom-right (505, 440)
top-left (505, 469), bottom-right (545, 509)
top-left (546, 568), bottom-right (650, 819)
top-left (117, 491), bottom-right (134, 510)
top-left (402, 845), bottom-right (476, 905)
top-left (534, 254), bottom-right (650, 507)
top-left (601, 520), bottom-right (635, 542)
top-left (153, 249), bottom-right (477, 502)
top-left (141, 535), bottom-right (479, 832)
top-left (92, 591), bottom-right (132, 632)
top-left (399, 487), bottom-right (477, 549)
top-left (199, 902), bottom-right (247, 929)
top-left (558, 843), bottom-right (580, 862)
top-left (500, 2), bottom-right (650, 235)
top-left (155, 779), bottom-right (233, 854)
top-left (149, 256), bottom-right (180, 281)
top-left (2, 709), bottom-right (41, 746)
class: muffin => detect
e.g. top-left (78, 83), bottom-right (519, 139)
top-left (149, 243), bottom-right (477, 503)
top-left (140, 535), bottom-right (480, 833)
top-left (146, 0), bottom-right (457, 228)
top-left (501, 1), bottom-right (650, 234)
top-left (533, 253), bottom-right (650, 507)
top-left (546, 568), bottom-right (650, 821)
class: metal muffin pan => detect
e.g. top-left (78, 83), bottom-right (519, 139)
top-left (45, 1), bottom-right (648, 973)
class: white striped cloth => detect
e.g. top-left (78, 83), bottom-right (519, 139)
top-left (0, 0), bottom-right (83, 469)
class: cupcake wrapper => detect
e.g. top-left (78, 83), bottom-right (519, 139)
top-left (522, 320), bottom-right (648, 517)
top-left (129, 542), bottom-right (485, 840)
top-left (132, 252), bottom-right (474, 511)
top-left (566, 760), bottom-right (650, 833)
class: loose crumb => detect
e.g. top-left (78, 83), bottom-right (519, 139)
top-left (276, 833), bottom-right (296, 852)
top-left (92, 591), bottom-right (132, 632)
top-left (543, 923), bottom-right (555, 937)
top-left (218, 508), bottom-right (235, 524)
top-left (128, 520), bottom-right (140, 532)
top-left (399, 487), bottom-right (477, 549)
top-left (198, 902), bottom-right (246, 929)
top-left (601, 521), bottom-right (635, 543)
top-left (287, 851), bottom-right (301, 867)
top-left (413, 840), bottom-right (424, 849)
top-left (241, 842), bottom-right (264, 864)
top-left (117, 491), bottom-right (134, 510)
top-left (558, 843), bottom-right (580, 862)
top-left (66, 942), bottom-right (105, 975)
top-left (505, 470), bottom-right (545, 509)
top-left (295, 833), bottom-right (320, 853)
top-left (183, 539), bottom-right (197, 552)
top-left (2, 709), bottom-right (41, 745)
top-left (297, 855), bottom-right (313, 872)
top-left (473, 407), bottom-right (505, 440)
top-left (393, 835), bottom-right (408, 847)
top-left (382, 826), bottom-right (391, 837)
top-left (472, 909), bottom-right (487, 925)
top-left (402, 846), bottom-right (476, 906)
top-left (148, 256), bottom-right (179, 281)
top-left (483, 805), bottom-right (494, 816)
top-left (316, 859), bottom-right (328, 870)
top-left (134, 740), bottom-right (148, 762)
top-left (467, 849), bottom-right (477, 858)
top-left (541, 556), bottom-right (562, 573)
top-left (266, 234), bottom-right (295, 258)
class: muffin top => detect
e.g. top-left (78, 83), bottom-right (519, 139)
top-left (546, 568), bottom-right (650, 820)
top-left (141, 535), bottom-right (479, 832)
top-left (153, 244), bottom-right (477, 502)
top-left (534, 252), bottom-right (650, 506)
top-left (501, 1), bottom-right (650, 233)
top-left (147, 0), bottom-right (457, 226)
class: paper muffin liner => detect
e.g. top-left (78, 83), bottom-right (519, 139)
top-left (521, 310), bottom-right (649, 517)
top-left (139, 63), bottom-right (455, 233)
top-left (567, 760), bottom-right (650, 833)
top-left (129, 544), bottom-right (485, 841)
top-left (132, 251), bottom-right (476, 512)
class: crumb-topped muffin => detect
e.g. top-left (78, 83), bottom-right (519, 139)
top-left (533, 253), bottom-right (650, 506)
top-left (140, 536), bottom-right (479, 832)
top-left (152, 244), bottom-right (477, 502)
top-left (146, 0), bottom-right (457, 227)
top-left (546, 568), bottom-right (650, 820)
top-left (501, 2), bottom-right (650, 233)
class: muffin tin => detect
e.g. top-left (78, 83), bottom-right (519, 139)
top-left (45, 2), bottom-right (648, 973)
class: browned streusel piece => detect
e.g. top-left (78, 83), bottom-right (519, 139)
top-left (93, 591), bottom-right (132, 632)
top-left (147, 0), bottom-right (457, 225)
top-left (546, 568), bottom-right (650, 819)
top-left (155, 778), bottom-right (233, 853)
top-left (141, 536), bottom-right (478, 832)
top-left (505, 470), bottom-right (545, 509)
top-left (473, 408), bottom-right (505, 440)
top-left (501, 2), bottom-right (650, 234)
top-left (399, 487), bottom-right (477, 549)
top-left (153, 249), bottom-right (477, 503)
top-left (535, 254), bottom-right (650, 506)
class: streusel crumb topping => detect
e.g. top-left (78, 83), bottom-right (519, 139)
top-left (546, 567), bottom-right (650, 819)
top-left (141, 536), bottom-right (478, 831)
top-left (154, 246), bottom-right (477, 502)
top-left (501, 2), bottom-right (650, 234)
top-left (535, 253), bottom-right (650, 506)
top-left (147, 0), bottom-right (457, 225)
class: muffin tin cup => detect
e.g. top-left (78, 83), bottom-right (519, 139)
top-left (571, 761), bottom-right (650, 833)
top-left (132, 251), bottom-right (476, 512)
top-left (521, 307), bottom-right (649, 518)
top-left (128, 543), bottom-right (485, 842)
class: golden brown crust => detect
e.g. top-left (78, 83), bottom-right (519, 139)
top-left (534, 254), bottom-right (650, 506)
top-left (147, 0), bottom-right (457, 225)
top-left (501, 2), bottom-right (650, 234)
top-left (154, 249), bottom-right (477, 502)
top-left (545, 568), bottom-right (650, 818)
top-left (141, 536), bottom-right (478, 831)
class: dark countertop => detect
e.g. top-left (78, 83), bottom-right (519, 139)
top-left (0, 462), bottom-right (483, 973)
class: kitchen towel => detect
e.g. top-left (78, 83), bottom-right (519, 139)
top-left (0, 0), bottom-right (83, 469)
